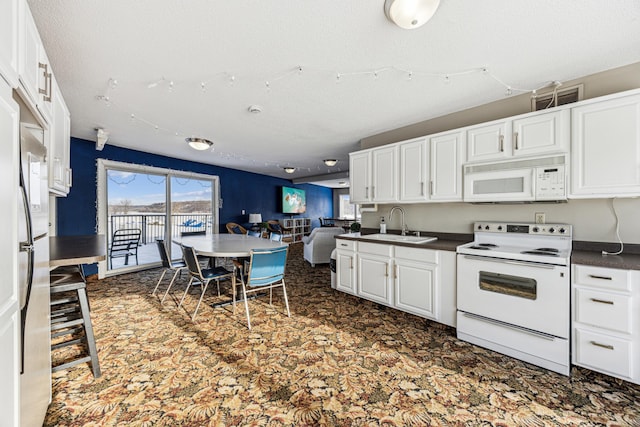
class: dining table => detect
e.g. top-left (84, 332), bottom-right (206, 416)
top-left (172, 233), bottom-right (288, 307)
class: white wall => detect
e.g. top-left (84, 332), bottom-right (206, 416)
top-left (363, 198), bottom-right (640, 243)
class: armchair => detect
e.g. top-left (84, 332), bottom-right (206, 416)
top-left (302, 227), bottom-right (344, 267)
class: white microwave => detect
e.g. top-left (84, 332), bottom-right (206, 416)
top-left (463, 155), bottom-right (567, 203)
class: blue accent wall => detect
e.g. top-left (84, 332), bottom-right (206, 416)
top-left (58, 137), bottom-right (333, 273)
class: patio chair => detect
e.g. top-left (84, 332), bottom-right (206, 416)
top-left (226, 222), bottom-right (247, 234)
top-left (178, 244), bottom-right (235, 321)
top-left (237, 246), bottom-right (290, 329)
top-left (151, 239), bottom-right (187, 303)
top-left (109, 228), bottom-right (141, 269)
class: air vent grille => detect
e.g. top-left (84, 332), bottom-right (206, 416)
top-left (532, 84), bottom-right (583, 111)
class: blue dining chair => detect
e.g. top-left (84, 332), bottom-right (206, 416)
top-left (237, 246), bottom-right (290, 329)
top-left (178, 244), bottom-right (235, 321)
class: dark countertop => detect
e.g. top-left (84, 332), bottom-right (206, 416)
top-left (50, 235), bottom-right (106, 267)
top-left (571, 240), bottom-right (640, 270)
top-left (336, 230), bottom-right (472, 252)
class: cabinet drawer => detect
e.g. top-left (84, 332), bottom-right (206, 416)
top-left (395, 246), bottom-right (437, 263)
top-left (574, 265), bottom-right (631, 292)
top-left (575, 288), bottom-right (632, 334)
top-left (359, 242), bottom-right (392, 256)
top-left (575, 328), bottom-right (632, 378)
top-left (335, 239), bottom-right (356, 251)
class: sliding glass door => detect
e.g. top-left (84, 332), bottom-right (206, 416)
top-left (97, 160), bottom-right (219, 278)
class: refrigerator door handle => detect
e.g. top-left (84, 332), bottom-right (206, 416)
top-left (18, 160), bottom-right (35, 375)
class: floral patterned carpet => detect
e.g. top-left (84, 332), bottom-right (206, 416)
top-left (45, 244), bottom-right (640, 426)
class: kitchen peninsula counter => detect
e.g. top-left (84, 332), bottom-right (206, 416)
top-left (572, 241), bottom-right (640, 271)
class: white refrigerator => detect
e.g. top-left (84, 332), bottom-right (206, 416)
top-left (18, 124), bottom-right (52, 426)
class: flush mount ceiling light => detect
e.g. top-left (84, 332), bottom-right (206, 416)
top-left (384, 0), bottom-right (441, 29)
top-left (323, 159), bottom-right (338, 167)
top-left (248, 105), bottom-right (262, 114)
top-left (185, 137), bottom-right (213, 151)
top-left (283, 167), bottom-right (296, 174)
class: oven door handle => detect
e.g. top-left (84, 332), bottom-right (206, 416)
top-left (462, 255), bottom-right (556, 269)
top-left (462, 312), bottom-right (557, 341)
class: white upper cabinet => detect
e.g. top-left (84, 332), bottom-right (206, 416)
top-left (371, 145), bottom-right (398, 202)
top-left (570, 91), bottom-right (640, 198)
top-left (18, 1), bottom-right (52, 125)
top-left (350, 145), bottom-right (398, 203)
top-left (349, 150), bottom-right (372, 203)
top-left (399, 137), bottom-right (428, 202)
top-left (49, 79), bottom-right (71, 195)
top-left (429, 130), bottom-right (464, 201)
top-left (466, 110), bottom-right (569, 163)
top-left (0, 0), bottom-right (20, 87)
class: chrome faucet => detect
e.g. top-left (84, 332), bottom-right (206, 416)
top-left (389, 206), bottom-right (410, 236)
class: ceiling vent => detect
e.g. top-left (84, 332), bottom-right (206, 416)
top-left (532, 84), bottom-right (583, 111)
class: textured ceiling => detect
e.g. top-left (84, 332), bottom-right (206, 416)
top-left (27, 0), bottom-right (640, 186)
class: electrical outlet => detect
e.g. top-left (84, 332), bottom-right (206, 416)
top-left (535, 212), bottom-right (545, 224)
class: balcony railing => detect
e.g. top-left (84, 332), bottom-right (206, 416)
top-left (109, 214), bottom-right (213, 244)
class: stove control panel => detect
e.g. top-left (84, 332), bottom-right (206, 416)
top-left (474, 222), bottom-right (572, 237)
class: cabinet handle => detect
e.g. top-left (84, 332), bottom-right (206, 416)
top-left (588, 274), bottom-right (612, 281)
top-left (38, 62), bottom-right (52, 102)
top-left (590, 298), bottom-right (614, 305)
top-left (340, 243), bottom-right (348, 247)
top-left (365, 186), bottom-right (369, 198)
top-left (395, 265), bottom-right (398, 280)
top-left (430, 181), bottom-right (433, 196)
top-left (514, 132), bottom-right (519, 150)
top-left (350, 258), bottom-right (353, 269)
top-left (420, 182), bottom-right (424, 196)
top-left (385, 263), bottom-right (388, 277)
top-left (499, 134), bottom-right (504, 152)
top-left (590, 341), bottom-right (614, 350)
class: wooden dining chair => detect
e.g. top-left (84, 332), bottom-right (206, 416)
top-left (226, 222), bottom-right (247, 234)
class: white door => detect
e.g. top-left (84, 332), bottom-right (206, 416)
top-left (394, 258), bottom-right (437, 319)
top-left (0, 0), bottom-right (19, 87)
top-left (399, 137), bottom-right (428, 202)
top-left (571, 93), bottom-right (640, 197)
top-left (512, 110), bottom-right (569, 158)
top-left (336, 250), bottom-right (356, 295)
top-left (349, 151), bottom-right (371, 203)
top-left (371, 146), bottom-right (398, 202)
top-left (430, 131), bottom-right (463, 201)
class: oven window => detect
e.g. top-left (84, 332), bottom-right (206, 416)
top-left (478, 271), bottom-right (537, 300)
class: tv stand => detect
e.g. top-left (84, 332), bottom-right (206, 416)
top-left (282, 218), bottom-right (311, 242)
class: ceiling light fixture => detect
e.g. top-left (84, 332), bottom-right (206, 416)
top-left (185, 137), bottom-right (213, 151)
top-left (323, 159), bottom-right (338, 167)
top-left (384, 0), bottom-right (441, 29)
top-left (248, 105), bottom-right (262, 113)
top-left (283, 167), bottom-right (296, 174)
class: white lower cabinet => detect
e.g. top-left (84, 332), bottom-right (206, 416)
top-left (335, 239), bottom-right (356, 295)
top-left (572, 264), bottom-right (640, 385)
top-left (336, 238), bottom-right (456, 327)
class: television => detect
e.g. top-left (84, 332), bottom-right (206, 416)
top-left (281, 186), bottom-right (306, 214)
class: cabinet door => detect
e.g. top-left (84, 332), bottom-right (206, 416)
top-left (394, 258), bottom-right (437, 320)
top-left (430, 131), bottom-right (463, 201)
top-left (466, 121), bottom-right (510, 162)
top-left (399, 137), bottom-right (428, 202)
top-left (571, 93), bottom-right (640, 197)
top-left (371, 146), bottom-right (398, 202)
top-left (18, 1), bottom-right (41, 106)
top-left (0, 0), bottom-right (19, 87)
top-left (349, 151), bottom-right (371, 203)
top-left (357, 253), bottom-right (392, 305)
top-left (49, 79), bottom-right (71, 195)
top-left (336, 250), bottom-right (356, 295)
top-left (512, 109), bottom-right (569, 158)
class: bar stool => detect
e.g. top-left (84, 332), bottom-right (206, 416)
top-left (50, 266), bottom-right (101, 378)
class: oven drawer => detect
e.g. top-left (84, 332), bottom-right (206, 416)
top-left (574, 328), bottom-right (632, 379)
top-left (575, 288), bottom-right (632, 334)
top-left (574, 265), bottom-right (631, 292)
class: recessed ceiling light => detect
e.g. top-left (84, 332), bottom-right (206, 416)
top-left (185, 137), bottom-right (213, 150)
top-left (283, 167), bottom-right (296, 174)
top-left (323, 159), bottom-right (338, 167)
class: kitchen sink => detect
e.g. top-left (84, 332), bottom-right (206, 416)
top-left (360, 234), bottom-right (438, 244)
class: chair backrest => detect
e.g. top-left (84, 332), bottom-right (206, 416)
top-left (156, 239), bottom-right (171, 268)
top-left (111, 229), bottom-right (141, 252)
top-left (247, 230), bottom-right (261, 238)
top-left (269, 232), bottom-right (282, 242)
top-left (181, 230), bottom-right (206, 237)
top-left (226, 222), bottom-right (247, 234)
top-left (266, 220), bottom-right (282, 233)
top-left (246, 246), bottom-right (288, 287)
top-left (180, 244), bottom-right (203, 279)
